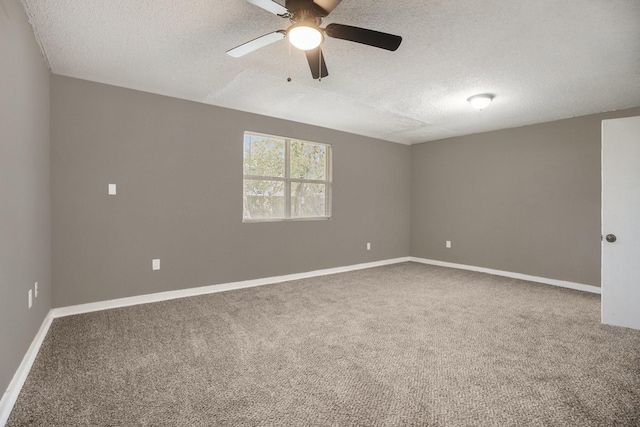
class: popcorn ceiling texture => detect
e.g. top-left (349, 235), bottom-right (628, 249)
top-left (21, 0), bottom-right (640, 144)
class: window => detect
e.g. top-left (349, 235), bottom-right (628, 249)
top-left (243, 131), bottom-right (332, 221)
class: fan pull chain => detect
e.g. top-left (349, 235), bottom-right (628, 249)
top-left (318, 48), bottom-right (322, 82)
top-left (287, 42), bottom-right (292, 82)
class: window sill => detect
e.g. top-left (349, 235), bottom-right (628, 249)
top-left (242, 216), bottom-right (331, 223)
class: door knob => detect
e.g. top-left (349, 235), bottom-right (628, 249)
top-left (605, 234), bottom-right (617, 243)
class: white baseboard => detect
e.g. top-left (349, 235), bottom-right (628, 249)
top-left (0, 311), bottom-right (54, 427)
top-left (409, 257), bottom-right (601, 294)
top-left (51, 257), bottom-right (412, 318)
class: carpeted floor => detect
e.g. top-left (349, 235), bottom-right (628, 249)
top-left (7, 262), bottom-right (640, 426)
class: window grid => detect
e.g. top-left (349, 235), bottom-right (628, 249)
top-left (243, 131), bottom-right (332, 222)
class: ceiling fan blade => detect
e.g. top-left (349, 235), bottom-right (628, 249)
top-left (325, 23), bottom-right (402, 51)
top-left (246, 0), bottom-right (289, 16)
top-left (227, 31), bottom-right (286, 58)
top-left (305, 47), bottom-right (329, 79)
top-left (313, 0), bottom-right (342, 14)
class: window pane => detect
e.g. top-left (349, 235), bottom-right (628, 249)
top-left (290, 141), bottom-right (326, 180)
top-left (244, 179), bottom-right (285, 219)
top-left (243, 134), bottom-right (285, 178)
top-left (291, 182), bottom-right (326, 217)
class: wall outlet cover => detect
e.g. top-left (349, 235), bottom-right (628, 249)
top-left (108, 184), bottom-right (117, 195)
top-left (152, 259), bottom-right (160, 270)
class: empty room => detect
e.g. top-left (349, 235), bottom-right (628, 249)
top-left (2, 0), bottom-right (640, 425)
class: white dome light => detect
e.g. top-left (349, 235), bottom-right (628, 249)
top-left (467, 94), bottom-right (495, 110)
top-left (288, 25), bottom-right (323, 51)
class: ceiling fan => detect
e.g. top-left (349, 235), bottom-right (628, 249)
top-left (226, 0), bottom-right (402, 79)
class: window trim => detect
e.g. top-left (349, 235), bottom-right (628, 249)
top-left (243, 131), bottom-right (332, 222)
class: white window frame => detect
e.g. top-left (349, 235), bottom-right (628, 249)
top-left (243, 131), bottom-right (332, 222)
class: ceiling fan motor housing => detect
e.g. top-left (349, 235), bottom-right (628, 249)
top-left (286, 0), bottom-right (329, 18)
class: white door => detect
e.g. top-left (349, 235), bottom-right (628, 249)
top-left (602, 116), bottom-right (640, 330)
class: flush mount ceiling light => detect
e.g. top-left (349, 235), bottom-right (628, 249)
top-left (288, 23), bottom-right (324, 51)
top-left (467, 93), bottom-right (495, 110)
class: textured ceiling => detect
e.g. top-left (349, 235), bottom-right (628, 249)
top-left (21, 0), bottom-right (640, 144)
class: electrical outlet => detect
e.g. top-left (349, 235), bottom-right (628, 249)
top-left (152, 259), bottom-right (160, 270)
top-left (35, 282), bottom-right (38, 298)
top-left (446, 240), bottom-right (452, 249)
top-left (367, 242), bottom-right (371, 251)
top-left (28, 289), bottom-right (33, 308)
top-left (108, 184), bottom-right (117, 195)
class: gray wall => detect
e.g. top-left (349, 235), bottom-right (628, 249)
top-left (0, 0), bottom-right (51, 394)
top-left (410, 107), bottom-right (640, 287)
top-left (50, 75), bottom-right (411, 307)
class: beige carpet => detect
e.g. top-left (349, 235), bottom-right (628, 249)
top-left (7, 262), bottom-right (640, 426)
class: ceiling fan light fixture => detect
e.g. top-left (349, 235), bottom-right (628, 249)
top-left (467, 93), bottom-right (495, 110)
top-left (288, 24), bottom-right (323, 51)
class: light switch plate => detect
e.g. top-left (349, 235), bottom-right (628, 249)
top-left (152, 259), bottom-right (160, 270)
top-left (108, 184), bottom-right (116, 195)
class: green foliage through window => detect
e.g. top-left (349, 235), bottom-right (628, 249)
top-left (243, 132), bottom-right (331, 221)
